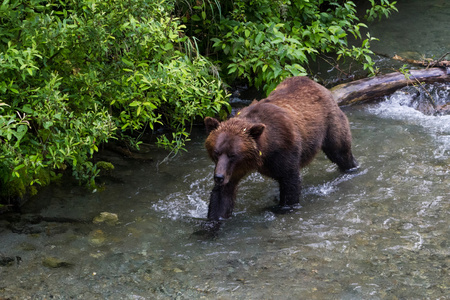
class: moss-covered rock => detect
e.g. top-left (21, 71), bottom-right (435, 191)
top-left (96, 161), bottom-right (115, 175)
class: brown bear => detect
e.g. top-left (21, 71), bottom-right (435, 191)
top-left (204, 76), bottom-right (358, 221)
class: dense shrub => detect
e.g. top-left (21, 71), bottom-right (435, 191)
top-left (177, 0), bottom-right (397, 93)
top-left (0, 0), bottom-right (229, 203)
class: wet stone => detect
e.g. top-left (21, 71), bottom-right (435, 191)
top-left (42, 257), bottom-right (73, 268)
top-left (0, 256), bottom-right (15, 266)
top-left (93, 212), bottom-right (119, 226)
top-left (88, 229), bottom-right (106, 246)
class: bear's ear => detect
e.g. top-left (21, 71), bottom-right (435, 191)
top-left (205, 117), bottom-right (220, 133)
top-left (248, 123), bottom-right (265, 140)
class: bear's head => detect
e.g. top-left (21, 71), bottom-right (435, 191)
top-left (204, 117), bottom-right (265, 186)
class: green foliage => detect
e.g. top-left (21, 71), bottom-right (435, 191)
top-left (96, 161), bottom-right (115, 172)
top-left (0, 0), bottom-right (229, 200)
top-left (115, 54), bottom-right (229, 154)
top-left (0, 73), bottom-right (115, 195)
top-left (365, 0), bottom-right (398, 22)
top-left (178, 0), bottom-right (397, 94)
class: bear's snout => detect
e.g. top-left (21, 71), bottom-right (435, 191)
top-left (214, 174), bottom-right (225, 185)
top-left (213, 155), bottom-right (231, 185)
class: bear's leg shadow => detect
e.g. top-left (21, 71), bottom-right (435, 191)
top-left (208, 183), bottom-right (237, 221)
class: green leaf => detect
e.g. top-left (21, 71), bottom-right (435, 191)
top-left (22, 105), bottom-right (33, 114)
top-left (191, 14), bottom-right (201, 21)
top-left (43, 121), bottom-right (53, 129)
top-left (228, 66), bottom-right (237, 74)
top-left (255, 32), bottom-right (264, 45)
top-left (13, 164), bottom-right (25, 171)
top-left (163, 43), bottom-right (173, 51)
top-left (122, 58), bottom-right (134, 66)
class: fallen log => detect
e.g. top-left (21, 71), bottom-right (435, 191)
top-left (331, 67), bottom-right (450, 106)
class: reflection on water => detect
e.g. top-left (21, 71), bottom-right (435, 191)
top-left (1, 84), bottom-right (449, 299)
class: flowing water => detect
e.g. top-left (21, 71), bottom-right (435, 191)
top-left (367, 0), bottom-right (450, 61)
top-left (1, 1), bottom-right (450, 299)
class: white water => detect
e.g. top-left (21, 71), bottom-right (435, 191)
top-left (368, 86), bottom-right (450, 162)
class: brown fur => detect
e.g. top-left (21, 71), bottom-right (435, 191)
top-left (204, 77), bottom-right (358, 221)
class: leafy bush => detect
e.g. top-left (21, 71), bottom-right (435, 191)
top-left (0, 0), bottom-right (229, 202)
top-left (177, 0), bottom-right (397, 94)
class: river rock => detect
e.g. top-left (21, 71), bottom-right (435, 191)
top-left (93, 212), bottom-right (119, 225)
top-left (0, 256), bottom-right (15, 266)
top-left (88, 229), bottom-right (106, 246)
top-left (42, 257), bottom-right (73, 268)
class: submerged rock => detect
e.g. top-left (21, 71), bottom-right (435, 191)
top-left (42, 257), bottom-right (73, 268)
top-left (93, 212), bottom-right (119, 225)
top-left (0, 256), bottom-right (15, 266)
top-left (88, 229), bottom-right (106, 246)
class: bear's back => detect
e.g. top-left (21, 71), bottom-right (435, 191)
top-left (260, 77), bottom-right (341, 166)
top-left (266, 76), bottom-right (336, 109)
top-left (268, 77), bottom-right (338, 134)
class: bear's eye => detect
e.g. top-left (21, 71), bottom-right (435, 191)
top-left (213, 150), bottom-right (221, 157)
top-left (227, 153), bottom-right (236, 159)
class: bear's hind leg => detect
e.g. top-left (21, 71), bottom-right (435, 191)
top-left (325, 149), bottom-right (358, 173)
top-left (322, 111), bottom-right (359, 172)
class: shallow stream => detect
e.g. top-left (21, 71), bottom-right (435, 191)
top-left (1, 1), bottom-right (449, 299)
